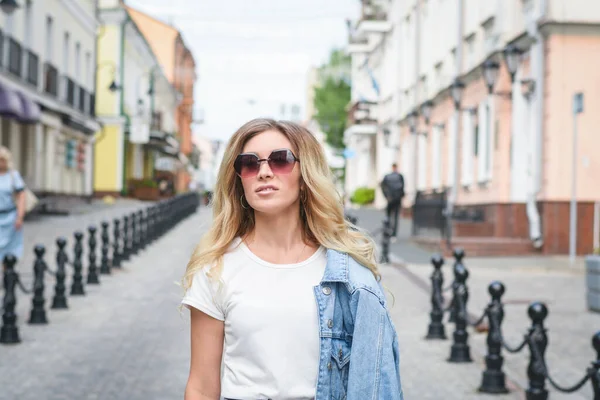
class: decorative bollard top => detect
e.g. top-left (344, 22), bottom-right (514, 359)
top-left (56, 237), bottom-right (67, 249)
top-left (114, 218), bottom-right (120, 226)
top-left (88, 226), bottom-right (97, 234)
top-left (34, 245), bottom-right (45, 258)
top-left (101, 221), bottom-right (109, 228)
top-left (528, 302), bottom-right (548, 323)
top-left (454, 264), bottom-right (469, 283)
top-left (592, 331), bottom-right (600, 360)
top-left (453, 248), bottom-right (465, 262)
top-left (74, 231), bottom-right (83, 240)
top-left (3, 253), bottom-right (16, 269)
top-left (431, 254), bottom-right (444, 269)
top-left (488, 281), bottom-right (505, 299)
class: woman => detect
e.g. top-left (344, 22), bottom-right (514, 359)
top-left (0, 146), bottom-right (25, 265)
top-left (181, 119), bottom-right (403, 400)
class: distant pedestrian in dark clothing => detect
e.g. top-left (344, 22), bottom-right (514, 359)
top-left (380, 163), bottom-right (405, 239)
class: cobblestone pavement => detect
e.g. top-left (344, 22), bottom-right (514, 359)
top-left (1, 205), bottom-right (596, 399)
top-left (0, 207), bottom-right (211, 400)
top-left (354, 207), bottom-right (597, 399)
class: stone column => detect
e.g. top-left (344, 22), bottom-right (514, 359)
top-left (9, 121), bottom-right (21, 171)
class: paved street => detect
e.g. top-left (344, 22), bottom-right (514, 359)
top-left (0, 205), bottom-right (597, 399)
top-left (0, 206), bottom-right (210, 400)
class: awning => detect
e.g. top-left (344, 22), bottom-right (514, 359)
top-left (0, 83), bottom-right (24, 120)
top-left (15, 91), bottom-right (41, 124)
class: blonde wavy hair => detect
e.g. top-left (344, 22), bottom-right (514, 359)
top-left (182, 118), bottom-right (379, 290)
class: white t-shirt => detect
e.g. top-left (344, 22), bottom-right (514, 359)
top-left (182, 237), bottom-right (327, 400)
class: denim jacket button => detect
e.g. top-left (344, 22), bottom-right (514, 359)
top-left (322, 286), bottom-right (331, 295)
top-left (338, 348), bottom-right (343, 361)
top-left (327, 361), bottom-right (332, 370)
top-left (327, 319), bottom-right (333, 328)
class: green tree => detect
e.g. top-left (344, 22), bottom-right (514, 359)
top-left (313, 49), bottom-right (351, 150)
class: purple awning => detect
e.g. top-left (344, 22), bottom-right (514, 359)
top-left (0, 83), bottom-right (24, 120)
top-left (15, 91), bottom-right (41, 124)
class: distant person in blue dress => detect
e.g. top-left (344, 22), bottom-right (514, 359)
top-left (0, 146), bottom-right (26, 265)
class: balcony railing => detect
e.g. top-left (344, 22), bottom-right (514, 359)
top-left (8, 37), bottom-right (22, 77)
top-left (65, 77), bottom-right (75, 107)
top-left (44, 63), bottom-right (59, 97)
top-left (27, 50), bottom-right (39, 87)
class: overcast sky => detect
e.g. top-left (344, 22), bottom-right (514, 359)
top-left (125, 0), bottom-right (358, 142)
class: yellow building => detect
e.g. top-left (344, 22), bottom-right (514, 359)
top-left (94, 0), bottom-right (180, 197)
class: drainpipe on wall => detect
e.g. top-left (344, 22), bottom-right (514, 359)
top-left (446, 0), bottom-right (464, 243)
top-left (526, 0), bottom-right (547, 248)
top-left (119, 15), bottom-right (131, 196)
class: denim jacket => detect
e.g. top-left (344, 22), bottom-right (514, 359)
top-left (314, 249), bottom-right (404, 400)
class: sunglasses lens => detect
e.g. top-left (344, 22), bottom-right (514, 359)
top-left (268, 150), bottom-right (296, 174)
top-left (234, 154), bottom-right (259, 178)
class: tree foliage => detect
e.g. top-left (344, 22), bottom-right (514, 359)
top-left (313, 49), bottom-right (351, 150)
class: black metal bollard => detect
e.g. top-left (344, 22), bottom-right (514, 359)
top-left (112, 219), bottom-right (121, 268)
top-left (130, 212), bottom-right (139, 255)
top-left (0, 255), bottom-right (21, 343)
top-left (29, 245), bottom-right (49, 324)
top-left (51, 238), bottom-right (68, 309)
top-left (589, 332), bottom-right (600, 400)
top-left (100, 221), bottom-right (111, 275)
top-left (379, 219), bottom-right (391, 264)
top-left (448, 264), bottom-right (472, 363)
top-left (479, 281), bottom-right (509, 393)
top-left (122, 216), bottom-right (130, 261)
top-left (71, 231), bottom-right (85, 295)
top-left (525, 302), bottom-right (549, 400)
top-left (86, 226), bottom-right (100, 285)
top-left (426, 254), bottom-right (447, 340)
top-left (449, 248), bottom-right (465, 323)
top-left (138, 210), bottom-right (146, 249)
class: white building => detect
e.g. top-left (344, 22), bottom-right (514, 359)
top-left (0, 0), bottom-right (100, 201)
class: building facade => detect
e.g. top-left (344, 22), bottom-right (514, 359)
top-left (346, 0), bottom-right (600, 255)
top-left (94, 0), bottom-right (180, 197)
top-left (0, 0), bottom-right (100, 202)
top-left (127, 6), bottom-right (197, 193)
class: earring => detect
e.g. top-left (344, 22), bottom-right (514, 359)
top-left (240, 195), bottom-right (249, 210)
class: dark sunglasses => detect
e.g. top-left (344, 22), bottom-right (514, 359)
top-left (234, 148), bottom-right (299, 178)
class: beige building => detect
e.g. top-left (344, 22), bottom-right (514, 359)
top-left (0, 0), bottom-right (100, 205)
top-left (346, 0), bottom-right (600, 255)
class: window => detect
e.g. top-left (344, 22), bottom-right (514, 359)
top-left (483, 17), bottom-right (497, 52)
top-left (63, 32), bottom-right (70, 73)
top-left (432, 125), bottom-right (442, 189)
top-left (75, 42), bottom-right (81, 81)
top-left (461, 110), bottom-right (474, 186)
top-left (45, 16), bottom-right (53, 63)
top-left (434, 62), bottom-right (443, 91)
top-left (474, 124), bottom-right (479, 157)
top-left (417, 134), bottom-right (427, 190)
top-left (447, 114), bottom-right (457, 186)
top-left (23, 0), bottom-right (32, 46)
top-left (85, 52), bottom-right (91, 88)
top-left (465, 33), bottom-right (476, 70)
top-left (477, 99), bottom-right (494, 183)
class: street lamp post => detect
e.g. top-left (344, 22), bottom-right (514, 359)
top-left (482, 60), bottom-right (500, 95)
top-left (503, 45), bottom-right (522, 83)
top-left (0, 0), bottom-right (19, 15)
top-left (446, 78), bottom-right (465, 245)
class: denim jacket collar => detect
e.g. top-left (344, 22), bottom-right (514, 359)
top-left (321, 249), bottom-right (387, 306)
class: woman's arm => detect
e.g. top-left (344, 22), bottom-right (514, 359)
top-left (185, 307), bottom-right (225, 400)
top-left (14, 191), bottom-right (25, 229)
